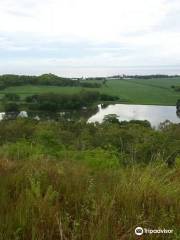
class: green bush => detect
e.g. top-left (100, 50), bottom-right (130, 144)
top-left (0, 119), bottom-right (179, 239)
top-left (4, 102), bottom-right (19, 112)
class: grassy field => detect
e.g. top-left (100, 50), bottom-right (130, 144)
top-left (100, 77), bottom-right (180, 105)
top-left (0, 77), bottom-right (180, 105)
top-left (0, 86), bottom-right (83, 99)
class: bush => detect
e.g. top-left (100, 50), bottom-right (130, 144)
top-left (0, 119), bottom-right (179, 239)
top-left (3, 93), bottom-right (20, 101)
top-left (4, 103), bottom-right (19, 112)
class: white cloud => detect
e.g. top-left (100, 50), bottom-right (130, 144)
top-left (0, 0), bottom-right (168, 40)
top-left (0, 0), bottom-right (180, 75)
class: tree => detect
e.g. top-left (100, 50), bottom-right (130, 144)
top-left (3, 93), bottom-right (20, 101)
top-left (103, 114), bottom-right (119, 124)
top-left (4, 103), bottom-right (19, 112)
top-left (176, 99), bottom-right (180, 111)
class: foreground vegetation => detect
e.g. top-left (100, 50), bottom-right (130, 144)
top-left (0, 119), bottom-right (180, 239)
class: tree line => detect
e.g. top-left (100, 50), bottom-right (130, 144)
top-left (0, 73), bottom-right (101, 89)
top-left (3, 91), bottom-right (119, 112)
top-left (25, 91), bottom-right (119, 111)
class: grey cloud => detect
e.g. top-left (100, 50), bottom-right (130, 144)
top-left (0, 32), bottom-right (121, 61)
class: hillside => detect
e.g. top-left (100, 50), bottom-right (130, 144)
top-left (0, 119), bottom-right (180, 239)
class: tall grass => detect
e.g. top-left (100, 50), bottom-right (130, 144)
top-left (0, 120), bottom-right (179, 239)
top-left (0, 156), bottom-right (179, 240)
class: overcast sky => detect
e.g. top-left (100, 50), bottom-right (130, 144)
top-left (0, 0), bottom-right (180, 76)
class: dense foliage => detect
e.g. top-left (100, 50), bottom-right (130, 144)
top-left (0, 119), bottom-right (179, 166)
top-left (2, 93), bottom-right (20, 101)
top-left (0, 74), bottom-right (101, 89)
top-left (25, 91), bottom-right (119, 111)
top-left (0, 119), bottom-right (179, 239)
top-left (172, 85), bottom-right (180, 92)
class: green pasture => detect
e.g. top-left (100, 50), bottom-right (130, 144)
top-left (0, 77), bottom-right (180, 105)
top-left (0, 86), bottom-right (83, 99)
top-left (99, 77), bottom-right (180, 105)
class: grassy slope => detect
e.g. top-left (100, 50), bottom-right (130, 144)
top-left (99, 78), bottom-right (180, 105)
top-left (0, 77), bottom-right (180, 105)
top-left (0, 86), bottom-right (84, 99)
top-left (1, 157), bottom-right (179, 240)
top-left (0, 119), bottom-right (179, 239)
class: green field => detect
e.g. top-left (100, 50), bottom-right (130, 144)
top-left (0, 77), bottom-right (180, 106)
top-left (0, 86), bottom-right (83, 98)
top-left (100, 77), bottom-right (180, 105)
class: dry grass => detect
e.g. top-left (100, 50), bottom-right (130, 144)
top-left (0, 157), bottom-right (179, 240)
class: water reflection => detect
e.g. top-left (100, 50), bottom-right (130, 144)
top-left (0, 104), bottom-right (179, 128)
top-left (0, 107), bottom-right (98, 122)
top-left (88, 104), bottom-right (180, 127)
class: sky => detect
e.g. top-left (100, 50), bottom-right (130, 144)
top-left (0, 0), bottom-right (180, 77)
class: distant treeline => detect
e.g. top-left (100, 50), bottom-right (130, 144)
top-left (129, 74), bottom-right (179, 79)
top-left (25, 91), bottom-right (119, 111)
top-left (0, 74), bottom-right (101, 89)
top-left (85, 77), bottom-right (106, 81)
top-left (107, 74), bottom-right (180, 79)
top-left (84, 74), bottom-right (180, 81)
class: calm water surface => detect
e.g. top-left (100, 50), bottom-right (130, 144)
top-left (88, 104), bottom-right (180, 127)
top-left (0, 104), bottom-right (179, 128)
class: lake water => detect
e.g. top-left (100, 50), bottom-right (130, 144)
top-left (0, 104), bottom-right (179, 128)
top-left (88, 104), bottom-right (180, 128)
